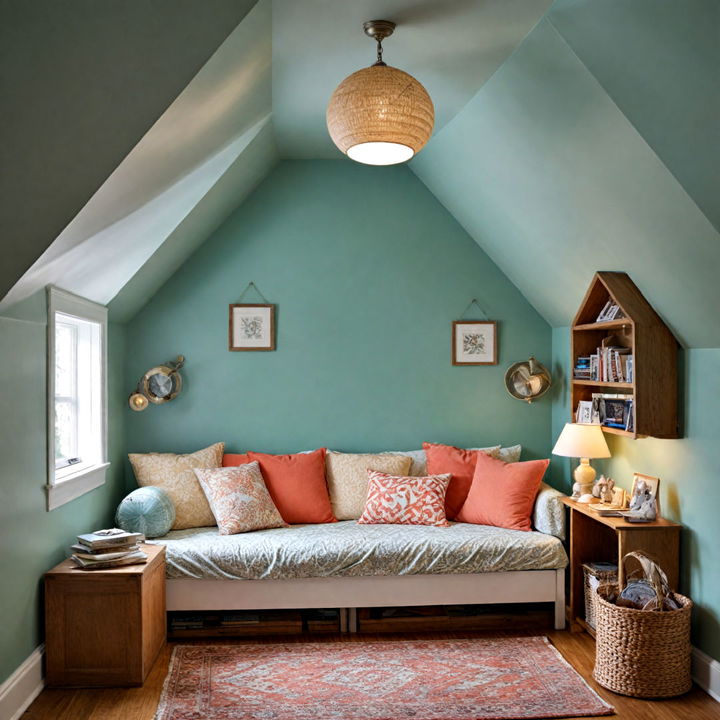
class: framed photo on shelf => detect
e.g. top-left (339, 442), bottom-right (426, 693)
top-left (452, 321), bottom-right (497, 366)
top-left (229, 304), bottom-right (275, 351)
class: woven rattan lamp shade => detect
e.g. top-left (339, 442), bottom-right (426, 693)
top-left (327, 64), bottom-right (434, 166)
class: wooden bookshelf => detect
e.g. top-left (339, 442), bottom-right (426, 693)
top-left (571, 272), bottom-right (679, 439)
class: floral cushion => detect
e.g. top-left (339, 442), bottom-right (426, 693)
top-left (128, 442), bottom-right (224, 530)
top-left (358, 470), bottom-right (451, 527)
top-left (193, 462), bottom-right (286, 535)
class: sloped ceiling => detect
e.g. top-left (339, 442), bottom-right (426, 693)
top-left (411, 4), bottom-right (720, 349)
top-left (1, 0), bottom-right (275, 316)
top-left (2, 0), bottom-right (718, 349)
top-left (0, 0), bottom-right (259, 300)
top-left (549, 0), bottom-right (720, 233)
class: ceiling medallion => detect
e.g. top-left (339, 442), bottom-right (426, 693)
top-left (327, 20), bottom-right (434, 166)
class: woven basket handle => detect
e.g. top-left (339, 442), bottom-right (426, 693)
top-left (621, 551), bottom-right (670, 607)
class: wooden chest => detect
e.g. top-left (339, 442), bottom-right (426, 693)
top-left (45, 543), bottom-right (166, 687)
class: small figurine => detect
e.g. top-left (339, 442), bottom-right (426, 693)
top-left (601, 477), bottom-right (615, 504)
top-left (592, 475), bottom-right (605, 499)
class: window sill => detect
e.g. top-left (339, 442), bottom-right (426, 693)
top-left (46, 462), bottom-right (110, 511)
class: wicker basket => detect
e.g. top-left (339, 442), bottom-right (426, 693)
top-left (583, 562), bottom-right (617, 629)
top-left (593, 553), bottom-right (693, 698)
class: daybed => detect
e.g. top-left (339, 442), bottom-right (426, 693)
top-left (151, 482), bottom-right (568, 631)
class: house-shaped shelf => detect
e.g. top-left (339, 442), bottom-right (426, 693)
top-left (571, 271), bottom-right (679, 439)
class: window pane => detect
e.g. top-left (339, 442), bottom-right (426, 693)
top-left (55, 399), bottom-right (77, 463)
top-left (55, 322), bottom-right (76, 398)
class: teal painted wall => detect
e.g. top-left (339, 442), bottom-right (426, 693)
top-left (551, 327), bottom-right (720, 661)
top-left (0, 298), bottom-right (127, 684)
top-left (124, 160), bottom-right (552, 460)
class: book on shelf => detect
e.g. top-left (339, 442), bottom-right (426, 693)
top-left (70, 542), bottom-right (142, 555)
top-left (596, 302), bottom-right (626, 323)
top-left (575, 348), bottom-right (633, 383)
top-left (77, 528), bottom-right (144, 549)
top-left (70, 549), bottom-right (148, 570)
top-left (71, 548), bottom-right (144, 562)
top-left (586, 504), bottom-right (624, 517)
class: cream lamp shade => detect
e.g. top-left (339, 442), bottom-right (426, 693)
top-left (327, 20), bottom-right (434, 166)
top-left (552, 423), bottom-right (611, 501)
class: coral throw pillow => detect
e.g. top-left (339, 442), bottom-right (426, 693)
top-left (128, 442), bottom-right (224, 530)
top-left (246, 448), bottom-right (335, 524)
top-left (423, 442), bottom-right (500, 520)
top-left (223, 453), bottom-right (251, 467)
top-left (456, 453), bottom-right (550, 531)
top-left (358, 470), bottom-right (451, 527)
top-left (326, 451), bottom-right (413, 520)
top-left (193, 462), bottom-right (286, 535)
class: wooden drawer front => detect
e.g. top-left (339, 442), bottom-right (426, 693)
top-left (46, 577), bottom-right (142, 687)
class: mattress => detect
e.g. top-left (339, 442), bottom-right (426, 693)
top-left (153, 520), bottom-right (568, 581)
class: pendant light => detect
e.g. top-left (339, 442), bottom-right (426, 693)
top-left (327, 20), bottom-right (434, 166)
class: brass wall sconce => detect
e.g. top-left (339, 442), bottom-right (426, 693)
top-left (128, 356), bottom-right (185, 412)
top-left (504, 356), bottom-right (552, 403)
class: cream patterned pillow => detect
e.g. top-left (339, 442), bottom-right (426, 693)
top-left (193, 462), bottom-right (286, 535)
top-left (129, 442), bottom-right (224, 530)
top-left (326, 451), bottom-right (413, 520)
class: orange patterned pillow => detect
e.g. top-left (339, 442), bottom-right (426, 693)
top-left (193, 462), bottom-right (286, 535)
top-left (357, 470), bottom-right (451, 527)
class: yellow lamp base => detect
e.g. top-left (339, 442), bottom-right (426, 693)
top-left (572, 459), bottom-right (597, 501)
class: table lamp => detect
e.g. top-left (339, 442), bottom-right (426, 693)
top-left (552, 423), bottom-right (611, 501)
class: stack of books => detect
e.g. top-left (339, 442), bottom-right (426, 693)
top-left (573, 356), bottom-right (592, 380)
top-left (70, 528), bottom-right (147, 570)
top-left (596, 301), bottom-right (625, 322)
top-left (575, 347), bottom-right (633, 383)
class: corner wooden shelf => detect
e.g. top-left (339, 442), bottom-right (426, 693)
top-left (571, 271), bottom-right (679, 439)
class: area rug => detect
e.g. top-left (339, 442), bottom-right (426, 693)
top-left (155, 637), bottom-right (614, 720)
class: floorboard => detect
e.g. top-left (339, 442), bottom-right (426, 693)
top-left (22, 629), bottom-right (720, 719)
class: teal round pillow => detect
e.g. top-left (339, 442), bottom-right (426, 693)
top-left (115, 487), bottom-right (175, 538)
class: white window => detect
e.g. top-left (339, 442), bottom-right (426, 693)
top-left (47, 287), bottom-right (109, 510)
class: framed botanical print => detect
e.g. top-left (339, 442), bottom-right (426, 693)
top-left (229, 304), bottom-right (275, 351)
top-left (452, 321), bottom-right (497, 365)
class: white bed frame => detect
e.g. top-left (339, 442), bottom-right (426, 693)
top-left (166, 569), bottom-right (566, 631)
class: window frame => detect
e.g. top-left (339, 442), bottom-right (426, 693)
top-left (46, 286), bottom-right (109, 510)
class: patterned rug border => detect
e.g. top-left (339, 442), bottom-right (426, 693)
top-left (154, 636), bottom-right (615, 720)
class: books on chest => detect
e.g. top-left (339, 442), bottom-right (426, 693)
top-left (70, 528), bottom-right (147, 570)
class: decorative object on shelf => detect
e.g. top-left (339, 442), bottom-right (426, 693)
top-left (591, 474), bottom-right (615, 504)
top-left (600, 476), bottom-right (615, 504)
top-left (505, 356), bottom-right (551, 403)
top-left (552, 422), bottom-right (611, 501)
top-left (452, 321), bottom-right (497, 365)
top-left (620, 473), bottom-right (660, 522)
top-left (327, 20), bottom-right (434, 166)
top-left (115, 486), bottom-right (176, 538)
top-left (128, 355), bottom-right (184, 411)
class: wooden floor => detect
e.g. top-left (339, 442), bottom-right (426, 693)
top-left (23, 629), bottom-right (720, 720)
